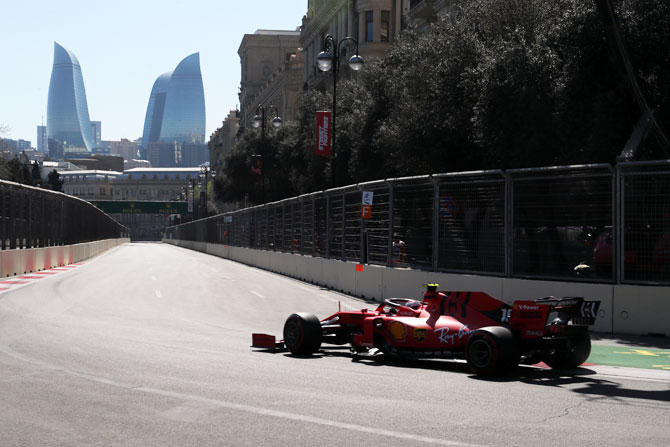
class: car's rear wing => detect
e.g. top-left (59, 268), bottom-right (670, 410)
top-left (509, 297), bottom-right (600, 338)
top-left (534, 296), bottom-right (601, 326)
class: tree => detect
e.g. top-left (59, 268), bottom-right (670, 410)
top-left (31, 161), bottom-right (42, 187)
top-left (213, 0), bottom-right (670, 205)
top-left (46, 169), bottom-right (64, 191)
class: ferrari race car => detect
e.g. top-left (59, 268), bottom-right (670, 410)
top-left (252, 284), bottom-right (601, 376)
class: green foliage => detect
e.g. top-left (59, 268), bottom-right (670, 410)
top-left (46, 169), bottom-right (64, 191)
top-left (215, 0), bottom-right (669, 204)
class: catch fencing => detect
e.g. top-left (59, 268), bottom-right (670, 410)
top-left (1, 180), bottom-right (130, 249)
top-left (166, 161), bottom-right (670, 286)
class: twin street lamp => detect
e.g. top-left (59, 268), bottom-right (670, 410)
top-left (252, 104), bottom-right (282, 139)
top-left (248, 35), bottom-right (364, 190)
top-left (316, 34), bottom-right (364, 188)
top-left (251, 104), bottom-right (282, 203)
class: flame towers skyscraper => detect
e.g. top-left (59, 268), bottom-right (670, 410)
top-left (141, 53), bottom-right (206, 164)
top-left (47, 42), bottom-right (96, 159)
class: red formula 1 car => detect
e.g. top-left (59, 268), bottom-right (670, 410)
top-left (252, 284), bottom-right (600, 376)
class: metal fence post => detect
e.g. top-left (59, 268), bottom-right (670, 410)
top-left (387, 181), bottom-right (394, 267)
top-left (311, 195), bottom-right (316, 256)
top-left (615, 164), bottom-right (622, 284)
top-left (504, 171), bottom-right (512, 278)
top-left (341, 191), bottom-right (346, 261)
top-left (326, 193), bottom-right (331, 258)
top-left (433, 177), bottom-right (442, 271)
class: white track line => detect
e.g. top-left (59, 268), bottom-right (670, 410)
top-left (0, 344), bottom-right (485, 447)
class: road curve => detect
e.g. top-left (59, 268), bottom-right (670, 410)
top-left (0, 242), bottom-right (668, 446)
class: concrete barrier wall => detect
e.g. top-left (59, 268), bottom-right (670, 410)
top-left (0, 238), bottom-right (130, 278)
top-left (164, 239), bottom-right (669, 337)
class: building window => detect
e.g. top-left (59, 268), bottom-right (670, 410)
top-left (381, 11), bottom-right (390, 42)
top-left (365, 11), bottom-right (373, 42)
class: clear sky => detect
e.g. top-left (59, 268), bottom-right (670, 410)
top-left (0, 0), bottom-right (307, 143)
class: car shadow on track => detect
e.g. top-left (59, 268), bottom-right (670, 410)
top-left (512, 367), bottom-right (670, 403)
top-left (279, 350), bottom-right (670, 403)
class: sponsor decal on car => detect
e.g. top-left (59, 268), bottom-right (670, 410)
top-left (525, 330), bottom-right (544, 337)
top-left (389, 321), bottom-right (407, 342)
top-left (518, 304), bottom-right (540, 311)
top-left (413, 328), bottom-right (426, 342)
top-left (435, 325), bottom-right (471, 344)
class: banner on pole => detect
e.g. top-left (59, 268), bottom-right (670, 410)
top-left (316, 111), bottom-right (332, 156)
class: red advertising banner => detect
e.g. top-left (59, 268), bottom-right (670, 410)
top-left (316, 111), bottom-right (332, 156)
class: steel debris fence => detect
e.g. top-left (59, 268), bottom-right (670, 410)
top-left (1, 180), bottom-right (129, 249)
top-left (165, 162), bottom-right (670, 286)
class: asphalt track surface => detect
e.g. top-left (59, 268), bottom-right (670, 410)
top-left (0, 242), bottom-right (668, 446)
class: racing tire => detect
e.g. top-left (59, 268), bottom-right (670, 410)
top-left (283, 313), bottom-right (322, 355)
top-left (544, 336), bottom-right (591, 370)
top-left (465, 327), bottom-right (520, 376)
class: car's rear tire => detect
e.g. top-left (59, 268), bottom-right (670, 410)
top-left (465, 327), bottom-right (520, 376)
top-left (544, 336), bottom-right (591, 370)
top-left (283, 313), bottom-right (322, 355)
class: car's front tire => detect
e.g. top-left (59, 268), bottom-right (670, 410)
top-left (283, 313), bottom-right (322, 355)
top-left (465, 327), bottom-right (520, 376)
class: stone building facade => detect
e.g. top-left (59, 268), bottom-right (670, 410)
top-left (300, 0), bottom-right (410, 90)
top-left (237, 30), bottom-right (302, 129)
top-left (60, 167), bottom-right (201, 202)
top-left (209, 110), bottom-right (241, 169)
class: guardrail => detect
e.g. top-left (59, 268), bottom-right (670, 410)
top-left (166, 161), bottom-right (670, 286)
top-left (1, 180), bottom-right (130, 249)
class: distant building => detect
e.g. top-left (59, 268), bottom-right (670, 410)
top-left (181, 142), bottom-right (209, 167)
top-left (141, 53), bottom-right (206, 165)
top-left (108, 139), bottom-right (138, 161)
top-left (37, 126), bottom-right (47, 152)
top-left (90, 121), bottom-right (102, 147)
top-left (124, 158), bottom-right (152, 169)
top-left (146, 141), bottom-right (179, 168)
top-left (1, 138), bottom-right (32, 153)
top-left (60, 167), bottom-right (201, 202)
top-left (41, 160), bottom-right (83, 178)
top-left (47, 42), bottom-right (96, 159)
top-left (21, 149), bottom-right (45, 163)
top-left (209, 110), bottom-right (240, 169)
top-left (238, 30), bottom-right (301, 129)
top-left (65, 155), bottom-right (124, 172)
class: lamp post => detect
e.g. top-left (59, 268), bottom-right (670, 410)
top-left (317, 34), bottom-right (364, 187)
top-left (252, 104), bottom-right (282, 140)
top-left (251, 104), bottom-right (281, 203)
top-left (199, 164), bottom-right (210, 218)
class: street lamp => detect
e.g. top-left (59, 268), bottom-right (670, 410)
top-left (252, 104), bottom-right (282, 140)
top-left (251, 104), bottom-right (281, 203)
top-left (199, 164), bottom-right (210, 218)
top-left (317, 34), bottom-right (364, 187)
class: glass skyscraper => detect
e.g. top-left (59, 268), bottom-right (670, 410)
top-left (141, 53), bottom-right (206, 160)
top-left (47, 42), bottom-right (96, 159)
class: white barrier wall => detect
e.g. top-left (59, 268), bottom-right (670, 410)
top-left (0, 238), bottom-right (130, 278)
top-left (164, 239), bottom-right (670, 337)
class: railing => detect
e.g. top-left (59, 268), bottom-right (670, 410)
top-left (166, 161), bottom-right (670, 286)
top-left (1, 180), bottom-right (129, 249)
